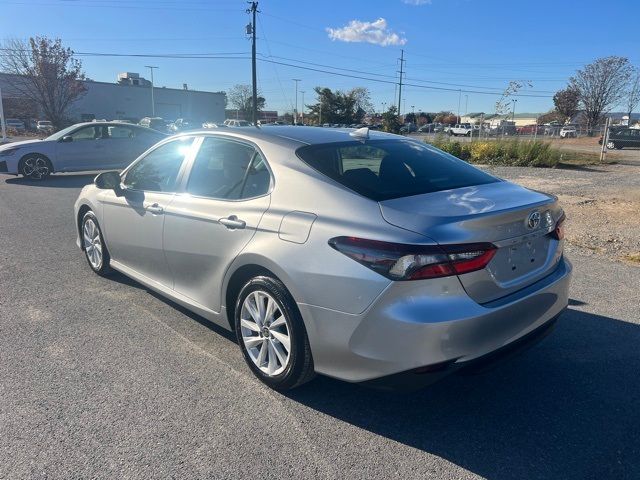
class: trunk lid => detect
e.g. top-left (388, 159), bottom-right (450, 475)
top-left (379, 181), bottom-right (564, 303)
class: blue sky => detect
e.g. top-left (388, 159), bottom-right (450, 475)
top-left (2, 0), bottom-right (639, 115)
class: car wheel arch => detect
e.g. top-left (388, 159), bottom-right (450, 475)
top-left (223, 259), bottom-right (302, 331)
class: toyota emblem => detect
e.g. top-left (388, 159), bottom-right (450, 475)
top-left (526, 211), bottom-right (541, 230)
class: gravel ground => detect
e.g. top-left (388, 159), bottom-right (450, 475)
top-left (481, 163), bottom-right (640, 265)
top-left (1, 172), bottom-right (639, 479)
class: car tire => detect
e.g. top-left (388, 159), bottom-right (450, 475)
top-left (19, 153), bottom-right (52, 180)
top-left (81, 211), bottom-right (112, 276)
top-left (606, 141), bottom-right (617, 150)
top-left (235, 276), bottom-right (315, 391)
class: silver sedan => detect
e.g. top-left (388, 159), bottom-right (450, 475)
top-left (73, 126), bottom-right (571, 391)
top-left (0, 122), bottom-right (165, 179)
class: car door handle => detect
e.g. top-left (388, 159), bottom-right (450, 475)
top-left (145, 203), bottom-right (164, 215)
top-left (219, 215), bottom-right (246, 229)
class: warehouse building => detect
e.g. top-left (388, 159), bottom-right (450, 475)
top-left (0, 72), bottom-right (226, 124)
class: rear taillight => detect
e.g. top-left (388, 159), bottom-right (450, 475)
top-left (328, 236), bottom-right (496, 281)
top-left (551, 213), bottom-right (566, 240)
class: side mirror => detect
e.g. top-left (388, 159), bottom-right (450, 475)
top-left (94, 171), bottom-right (122, 191)
top-left (61, 135), bottom-right (73, 143)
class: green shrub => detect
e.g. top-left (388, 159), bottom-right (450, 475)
top-left (426, 138), bottom-right (560, 168)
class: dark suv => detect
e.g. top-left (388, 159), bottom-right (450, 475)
top-left (599, 127), bottom-right (640, 149)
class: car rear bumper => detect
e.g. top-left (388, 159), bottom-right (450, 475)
top-left (299, 256), bottom-right (572, 383)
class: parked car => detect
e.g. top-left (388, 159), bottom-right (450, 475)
top-left (417, 124), bottom-right (433, 133)
top-left (449, 123), bottom-right (474, 136)
top-left (0, 122), bottom-right (166, 179)
top-left (516, 124), bottom-right (542, 135)
top-left (559, 126), bottom-right (577, 138)
top-left (73, 126), bottom-right (571, 391)
top-left (202, 121), bottom-right (228, 129)
top-left (599, 127), bottom-right (640, 149)
top-left (5, 118), bottom-right (25, 132)
top-left (139, 117), bottom-right (167, 132)
top-left (223, 119), bottom-right (252, 127)
top-left (170, 118), bottom-right (197, 132)
top-left (36, 120), bottom-right (54, 134)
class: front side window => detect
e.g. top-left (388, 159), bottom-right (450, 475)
top-left (123, 138), bottom-right (193, 192)
top-left (297, 139), bottom-right (498, 201)
top-left (186, 137), bottom-right (270, 200)
top-left (69, 125), bottom-right (106, 141)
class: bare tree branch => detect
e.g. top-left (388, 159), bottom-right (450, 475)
top-left (569, 56), bottom-right (632, 135)
top-left (1, 37), bottom-right (86, 129)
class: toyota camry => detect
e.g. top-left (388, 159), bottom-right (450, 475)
top-left (73, 126), bottom-right (571, 391)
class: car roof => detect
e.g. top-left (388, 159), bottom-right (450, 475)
top-left (174, 125), bottom-right (400, 148)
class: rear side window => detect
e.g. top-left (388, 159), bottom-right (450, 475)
top-left (296, 139), bottom-right (498, 201)
top-left (186, 137), bottom-right (270, 200)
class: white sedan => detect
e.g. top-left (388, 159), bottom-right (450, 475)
top-left (0, 122), bottom-right (166, 179)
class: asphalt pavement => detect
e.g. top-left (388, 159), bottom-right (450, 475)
top-left (1, 173), bottom-right (639, 479)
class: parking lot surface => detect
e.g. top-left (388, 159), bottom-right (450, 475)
top-left (1, 173), bottom-right (639, 479)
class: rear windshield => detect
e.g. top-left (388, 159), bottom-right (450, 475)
top-left (296, 139), bottom-right (498, 201)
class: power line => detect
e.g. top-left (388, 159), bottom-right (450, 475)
top-left (0, 48), bottom-right (554, 98)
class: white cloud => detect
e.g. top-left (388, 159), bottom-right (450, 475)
top-left (326, 18), bottom-right (407, 47)
top-left (402, 0), bottom-right (432, 5)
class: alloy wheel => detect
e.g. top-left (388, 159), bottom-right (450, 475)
top-left (22, 156), bottom-right (50, 179)
top-left (240, 291), bottom-right (291, 376)
top-left (83, 218), bottom-right (103, 270)
top-left (606, 141), bottom-right (615, 150)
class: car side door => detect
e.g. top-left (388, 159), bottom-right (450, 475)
top-left (100, 136), bottom-right (196, 287)
top-left (162, 135), bottom-right (272, 314)
top-left (55, 125), bottom-right (111, 171)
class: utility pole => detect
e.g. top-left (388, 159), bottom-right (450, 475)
top-left (457, 89), bottom-right (461, 124)
top-left (397, 49), bottom-right (404, 114)
top-left (600, 116), bottom-right (610, 163)
top-left (512, 99), bottom-right (517, 121)
top-left (319, 101), bottom-right (322, 125)
top-left (247, 2), bottom-right (259, 125)
top-left (292, 79), bottom-right (301, 125)
top-left (464, 95), bottom-right (468, 116)
top-left (145, 66), bottom-right (158, 116)
top-left (0, 87), bottom-right (6, 141)
top-left (300, 90), bottom-right (305, 125)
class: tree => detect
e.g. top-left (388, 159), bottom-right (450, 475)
top-left (227, 84), bottom-right (265, 121)
top-left (625, 69), bottom-right (640, 125)
top-left (537, 110), bottom-right (564, 125)
top-left (495, 80), bottom-right (531, 116)
top-left (434, 111), bottom-right (457, 125)
top-left (0, 37), bottom-right (86, 129)
top-left (417, 112), bottom-right (433, 125)
top-left (382, 105), bottom-right (402, 134)
top-left (553, 87), bottom-right (580, 122)
top-left (569, 56), bottom-right (633, 135)
top-left (404, 112), bottom-right (416, 124)
top-left (306, 86), bottom-right (373, 124)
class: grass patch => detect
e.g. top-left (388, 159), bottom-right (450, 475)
top-left (623, 253), bottom-right (640, 264)
top-left (425, 137), bottom-right (611, 168)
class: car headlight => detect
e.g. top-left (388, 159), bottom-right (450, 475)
top-left (0, 147), bottom-right (20, 157)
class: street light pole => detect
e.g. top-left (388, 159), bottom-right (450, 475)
top-left (292, 79), bottom-right (301, 125)
top-left (512, 99), bottom-right (518, 120)
top-left (457, 89), bottom-right (462, 124)
top-left (300, 90), bottom-right (305, 125)
top-left (145, 66), bottom-right (158, 116)
top-left (464, 95), bottom-right (468, 116)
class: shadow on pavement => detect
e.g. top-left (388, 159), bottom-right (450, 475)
top-left (4, 173), bottom-right (98, 189)
top-left (286, 308), bottom-right (640, 479)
